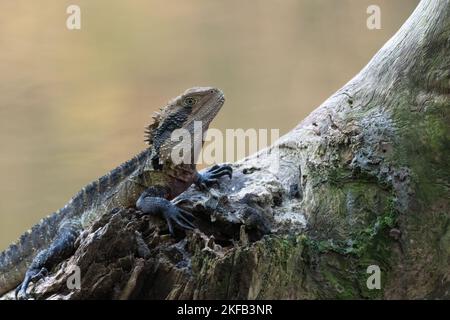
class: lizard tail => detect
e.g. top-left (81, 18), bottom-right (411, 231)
top-left (0, 209), bottom-right (67, 296)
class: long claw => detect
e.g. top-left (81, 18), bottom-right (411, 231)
top-left (179, 209), bottom-right (195, 220)
top-left (178, 214), bottom-right (195, 228)
top-left (14, 285), bottom-right (21, 300)
top-left (210, 171), bottom-right (231, 179)
top-left (214, 164), bottom-right (232, 170)
top-left (165, 217), bottom-right (174, 236)
top-left (174, 217), bottom-right (195, 230)
top-left (208, 164), bottom-right (220, 172)
top-left (206, 178), bottom-right (219, 186)
top-left (209, 165), bottom-right (232, 175)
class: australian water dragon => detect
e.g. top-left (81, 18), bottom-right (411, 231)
top-left (0, 87), bottom-right (232, 299)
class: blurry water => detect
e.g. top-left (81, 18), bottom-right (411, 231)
top-left (0, 0), bottom-right (419, 250)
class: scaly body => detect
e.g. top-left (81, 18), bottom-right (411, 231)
top-left (0, 87), bottom-right (232, 298)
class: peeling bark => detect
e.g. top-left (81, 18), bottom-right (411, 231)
top-left (2, 0), bottom-right (449, 300)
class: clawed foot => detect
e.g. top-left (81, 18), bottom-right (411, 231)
top-left (163, 205), bottom-right (196, 236)
top-left (15, 267), bottom-right (48, 300)
top-left (195, 164), bottom-right (233, 190)
top-left (136, 192), bottom-right (196, 236)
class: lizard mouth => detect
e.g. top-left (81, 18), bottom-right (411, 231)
top-left (205, 91), bottom-right (225, 108)
top-left (216, 90), bottom-right (225, 105)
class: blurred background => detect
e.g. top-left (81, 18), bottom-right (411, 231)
top-left (0, 0), bottom-right (419, 250)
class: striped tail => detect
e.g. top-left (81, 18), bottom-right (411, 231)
top-left (0, 208), bottom-right (67, 296)
top-left (0, 149), bottom-right (151, 296)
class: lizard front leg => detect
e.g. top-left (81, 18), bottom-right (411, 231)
top-left (136, 188), bottom-right (196, 235)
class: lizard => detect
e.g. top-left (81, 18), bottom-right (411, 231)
top-left (0, 87), bottom-right (232, 299)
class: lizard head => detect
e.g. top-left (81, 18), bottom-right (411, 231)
top-left (145, 87), bottom-right (225, 166)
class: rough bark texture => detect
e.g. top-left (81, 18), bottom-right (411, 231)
top-left (2, 0), bottom-right (449, 299)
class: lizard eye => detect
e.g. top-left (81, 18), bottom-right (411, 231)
top-left (183, 97), bottom-right (197, 107)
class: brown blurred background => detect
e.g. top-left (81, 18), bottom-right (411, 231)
top-left (0, 0), bottom-right (419, 250)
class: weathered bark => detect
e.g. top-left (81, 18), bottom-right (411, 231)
top-left (3, 0), bottom-right (449, 299)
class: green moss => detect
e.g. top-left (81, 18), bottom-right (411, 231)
top-left (321, 269), bottom-right (356, 299)
top-left (298, 190), bottom-right (398, 299)
top-left (301, 203), bottom-right (395, 258)
top-left (350, 197), bottom-right (396, 254)
top-left (391, 94), bottom-right (450, 204)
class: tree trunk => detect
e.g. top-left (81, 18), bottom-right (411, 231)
top-left (3, 0), bottom-right (449, 299)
